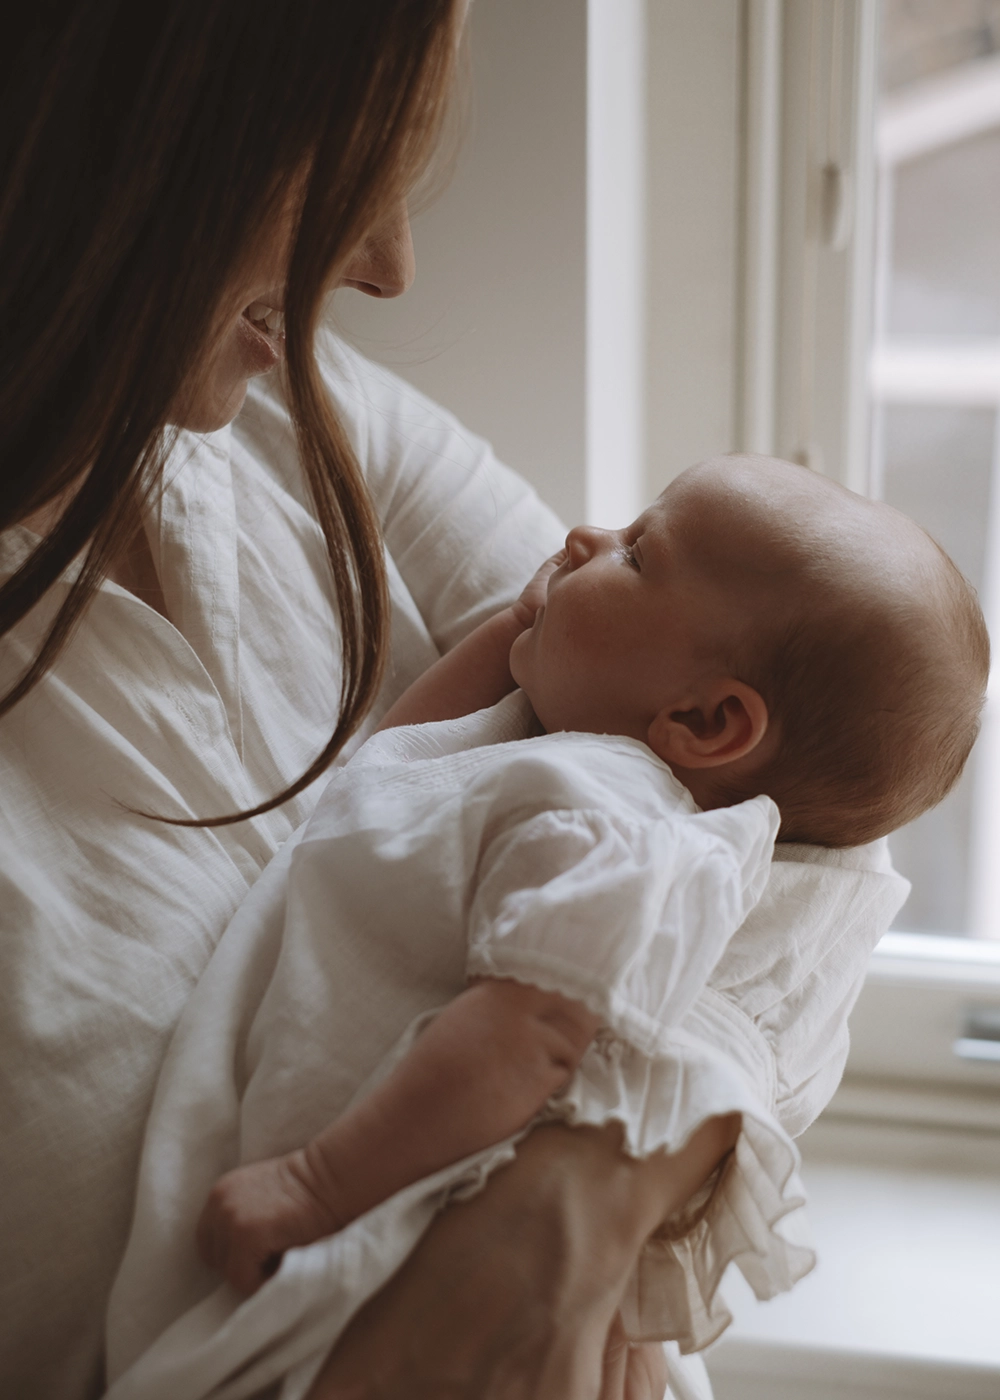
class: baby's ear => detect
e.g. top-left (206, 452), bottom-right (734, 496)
top-left (647, 680), bottom-right (768, 769)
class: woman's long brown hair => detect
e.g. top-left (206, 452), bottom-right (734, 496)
top-left (0, 1), bottom-right (459, 822)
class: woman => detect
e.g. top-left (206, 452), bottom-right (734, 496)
top-left (1, 4), bottom-right (739, 1396)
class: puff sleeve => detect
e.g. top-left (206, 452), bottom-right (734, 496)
top-left (466, 795), bottom-right (779, 1056)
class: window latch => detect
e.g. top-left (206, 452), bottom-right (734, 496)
top-left (953, 1006), bottom-right (1000, 1063)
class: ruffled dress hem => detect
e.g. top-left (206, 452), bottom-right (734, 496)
top-left (529, 1029), bottom-right (813, 1352)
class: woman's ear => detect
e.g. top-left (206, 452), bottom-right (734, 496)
top-left (647, 680), bottom-right (768, 769)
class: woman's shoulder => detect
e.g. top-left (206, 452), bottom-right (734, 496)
top-left (236, 331), bottom-right (562, 547)
top-left (234, 331), bottom-right (488, 495)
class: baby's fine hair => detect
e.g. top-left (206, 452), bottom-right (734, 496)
top-left (718, 534), bottom-right (989, 848)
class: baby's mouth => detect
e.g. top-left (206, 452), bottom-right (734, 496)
top-left (242, 302), bottom-right (285, 339)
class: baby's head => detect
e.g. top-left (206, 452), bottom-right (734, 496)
top-left (509, 455), bottom-right (989, 846)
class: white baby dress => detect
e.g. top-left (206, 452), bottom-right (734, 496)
top-left (105, 692), bottom-right (910, 1400)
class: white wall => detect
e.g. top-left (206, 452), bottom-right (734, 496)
top-left (334, 0), bottom-right (745, 526)
top-left (334, 0), bottom-right (588, 525)
top-left (335, 1), bottom-right (874, 521)
top-left (587, 0), bottom-right (647, 527)
top-left (645, 1), bottom-right (743, 491)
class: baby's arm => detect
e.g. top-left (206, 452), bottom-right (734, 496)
top-left (376, 550), bottom-right (564, 730)
top-left (196, 978), bottom-right (600, 1296)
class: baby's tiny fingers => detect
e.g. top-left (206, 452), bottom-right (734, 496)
top-left (223, 1230), bottom-right (286, 1297)
top-left (226, 1245), bottom-right (266, 1297)
top-left (195, 1202), bottom-right (222, 1271)
top-left (529, 549), bottom-right (567, 587)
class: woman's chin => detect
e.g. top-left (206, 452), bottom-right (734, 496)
top-left (170, 378), bottom-right (251, 433)
top-left (170, 317), bottom-right (284, 431)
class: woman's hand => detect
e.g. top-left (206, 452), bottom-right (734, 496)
top-left (509, 548), bottom-right (567, 630)
top-left (600, 1316), bottom-right (669, 1400)
top-left (305, 1116), bottom-right (738, 1400)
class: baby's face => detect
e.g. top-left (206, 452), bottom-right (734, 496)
top-left (510, 470), bottom-right (745, 741)
top-left (510, 453), bottom-right (948, 745)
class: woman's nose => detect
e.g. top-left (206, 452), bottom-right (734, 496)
top-left (338, 203), bottom-right (415, 298)
top-left (565, 524), bottom-right (612, 567)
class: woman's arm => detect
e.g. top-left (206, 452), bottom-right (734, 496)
top-left (306, 1115), bottom-right (740, 1400)
top-left (196, 979), bottom-right (598, 1294)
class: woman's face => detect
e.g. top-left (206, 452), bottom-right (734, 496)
top-left (175, 202), bottom-right (416, 433)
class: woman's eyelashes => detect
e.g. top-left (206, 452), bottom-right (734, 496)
top-left (619, 540), bottom-right (641, 570)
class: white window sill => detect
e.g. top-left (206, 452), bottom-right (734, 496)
top-left (705, 1114), bottom-right (1000, 1400)
top-left (844, 932), bottom-right (1000, 1120)
top-left (707, 1339), bottom-right (1000, 1400)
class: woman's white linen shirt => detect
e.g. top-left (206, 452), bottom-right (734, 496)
top-left (0, 335), bottom-right (564, 1398)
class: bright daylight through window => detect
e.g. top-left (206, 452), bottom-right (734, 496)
top-left (871, 0), bottom-right (1000, 939)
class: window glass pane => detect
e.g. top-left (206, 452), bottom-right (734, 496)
top-left (889, 129), bottom-right (1000, 338)
top-left (881, 0), bottom-right (1000, 90)
top-left (874, 2), bottom-right (1000, 937)
top-left (881, 404), bottom-right (994, 594)
top-left (880, 407), bottom-right (995, 933)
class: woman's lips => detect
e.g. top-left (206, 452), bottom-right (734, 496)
top-left (235, 304), bottom-right (285, 375)
top-left (245, 301), bottom-right (285, 334)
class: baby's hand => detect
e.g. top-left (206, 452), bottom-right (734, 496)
top-left (196, 1149), bottom-right (342, 1296)
top-left (510, 549), bottom-right (567, 629)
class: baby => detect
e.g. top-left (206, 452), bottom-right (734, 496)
top-left (192, 452), bottom-right (988, 1297)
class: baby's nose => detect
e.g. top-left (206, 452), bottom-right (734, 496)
top-left (565, 524), bottom-right (611, 566)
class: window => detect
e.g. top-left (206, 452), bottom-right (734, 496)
top-left (871, 2), bottom-right (1000, 939)
top-left (731, 0), bottom-right (1000, 1110)
top-left (650, 0), bottom-right (1000, 1115)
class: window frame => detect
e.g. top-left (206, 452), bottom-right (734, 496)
top-left (733, 0), bottom-right (1000, 1127)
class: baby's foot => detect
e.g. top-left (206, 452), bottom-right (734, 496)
top-left (196, 1150), bottom-right (344, 1296)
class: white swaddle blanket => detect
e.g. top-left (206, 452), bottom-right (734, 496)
top-left (105, 693), bottom-right (909, 1400)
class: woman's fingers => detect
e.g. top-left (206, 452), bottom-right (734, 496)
top-left (625, 1345), bottom-right (669, 1400)
top-left (598, 1315), bottom-right (668, 1400)
top-left (598, 1315), bottom-right (630, 1400)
